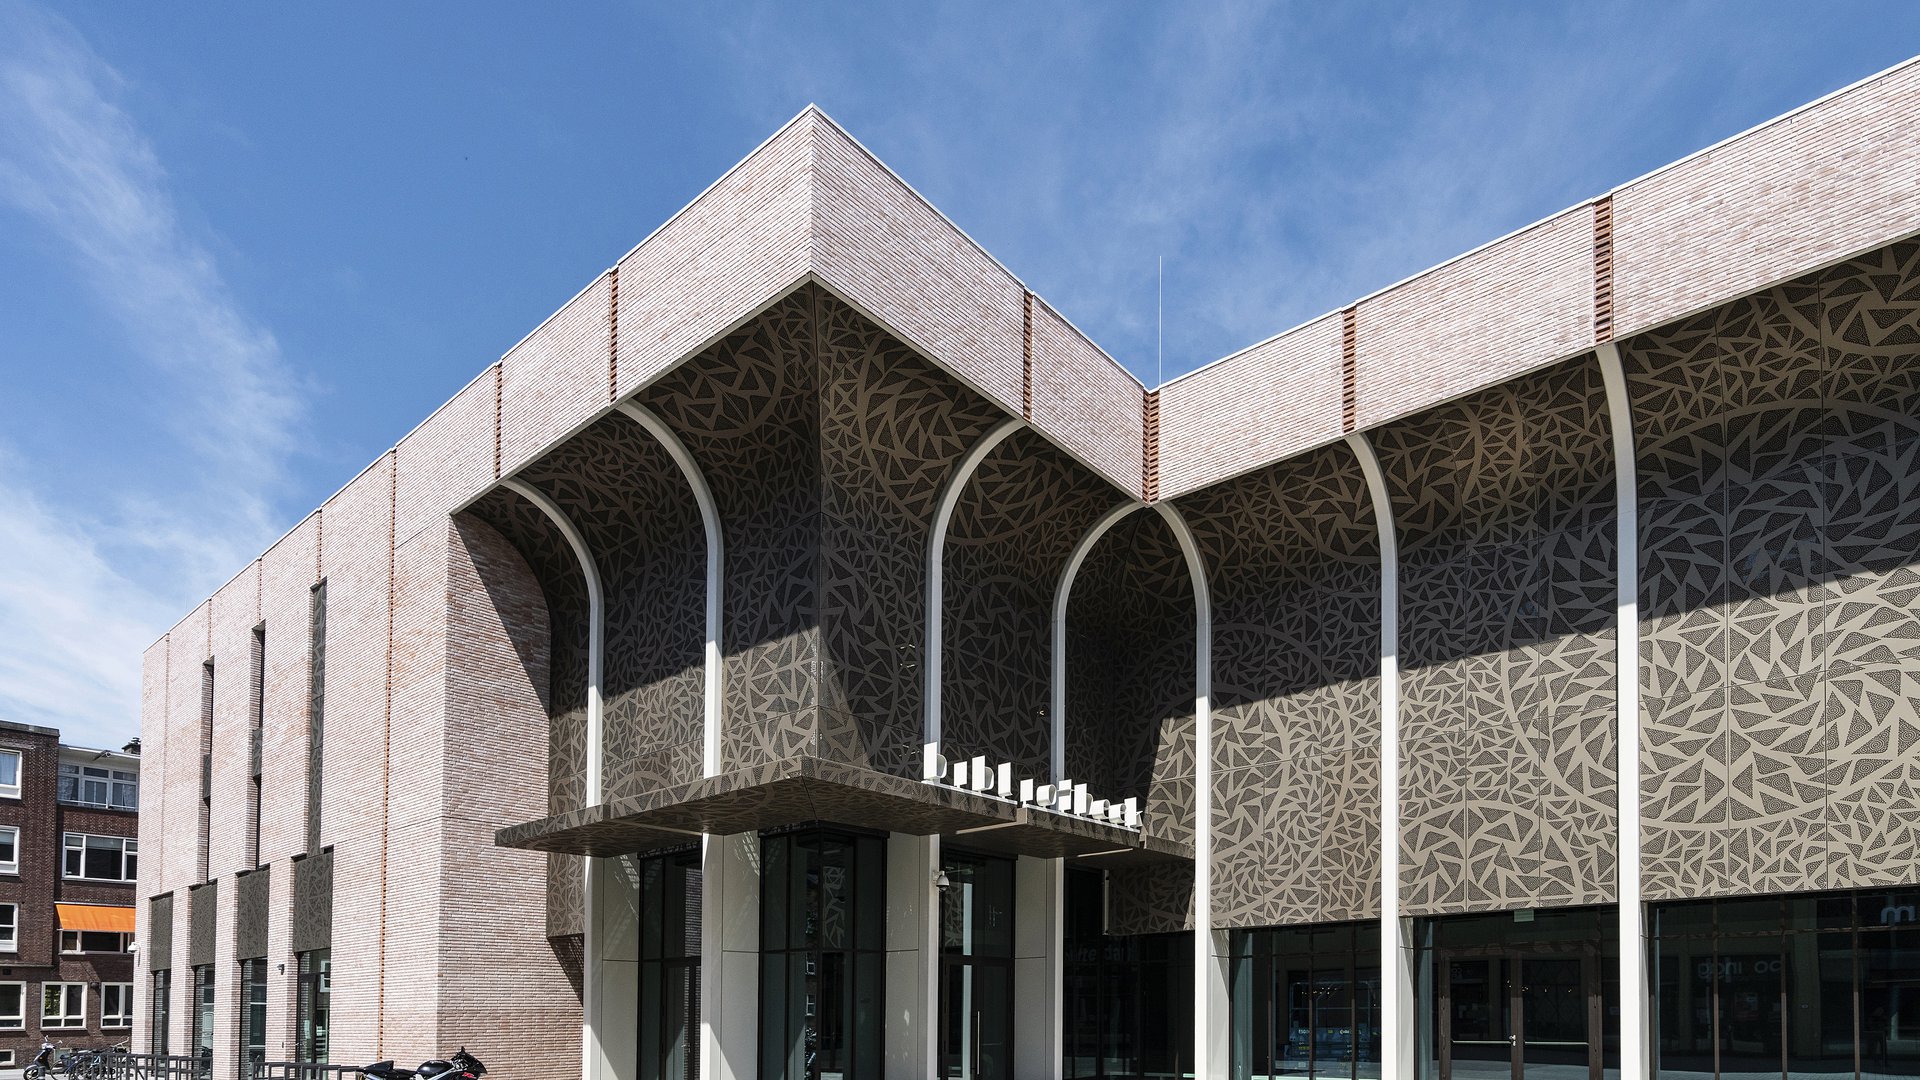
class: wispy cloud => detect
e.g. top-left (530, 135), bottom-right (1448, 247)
top-left (0, 0), bottom-right (303, 746)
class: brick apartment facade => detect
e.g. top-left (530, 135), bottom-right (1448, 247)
top-left (140, 59), bottom-right (1920, 1080)
top-left (0, 722), bottom-right (140, 1069)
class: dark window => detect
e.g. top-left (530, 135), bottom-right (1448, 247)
top-left (759, 828), bottom-right (886, 1080)
top-left (240, 958), bottom-right (268, 1079)
top-left (150, 970), bottom-right (171, 1054)
top-left (1066, 868), bottom-right (1195, 1080)
top-left (63, 833), bottom-right (137, 881)
top-left (638, 849), bottom-right (702, 1080)
top-left (1651, 887), bottom-right (1920, 1080)
top-left (1232, 922), bottom-right (1380, 1080)
top-left (248, 624), bottom-right (265, 869)
top-left (296, 949), bottom-right (330, 1063)
top-left (199, 661), bottom-right (213, 883)
top-left (192, 965), bottom-right (215, 1062)
top-left (307, 583), bottom-right (326, 856)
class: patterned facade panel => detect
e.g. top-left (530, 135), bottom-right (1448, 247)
top-left (147, 893), bottom-right (174, 971)
top-left (1631, 239), bottom-right (1920, 899)
top-left (1177, 442), bottom-right (1383, 925)
top-left (187, 880), bottom-right (215, 967)
top-left (516, 416), bottom-right (707, 800)
top-left (814, 294), bottom-right (1008, 778)
top-left (1825, 665), bottom-right (1920, 888)
top-left (236, 867), bottom-right (270, 960)
top-left (942, 429), bottom-right (1134, 778)
top-left (1378, 354), bottom-right (1618, 916)
top-left (1105, 861), bottom-right (1194, 937)
top-left (291, 848), bottom-right (332, 954)
top-left (1063, 510), bottom-right (1197, 848)
top-left (640, 290), bottom-right (822, 772)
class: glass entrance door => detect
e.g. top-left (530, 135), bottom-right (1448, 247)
top-left (940, 850), bottom-right (1015, 1080)
top-left (1440, 952), bottom-right (1596, 1080)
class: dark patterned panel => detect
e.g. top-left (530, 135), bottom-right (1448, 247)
top-left (236, 867), bottom-right (270, 959)
top-left (1105, 861), bottom-right (1194, 936)
top-left (640, 291), bottom-right (823, 770)
top-left (941, 428), bottom-right (1121, 777)
top-left (147, 894), bottom-right (173, 971)
top-left (1376, 355), bottom-right (1618, 915)
top-left (517, 416), bottom-right (707, 800)
top-left (1177, 443), bottom-right (1383, 926)
top-left (1630, 239), bottom-right (1920, 899)
top-left (1064, 509), bottom-right (1198, 843)
top-left (291, 848), bottom-right (333, 953)
top-left (814, 294), bottom-right (1009, 778)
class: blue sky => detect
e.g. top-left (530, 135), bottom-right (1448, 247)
top-left (1, 0), bottom-right (1917, 747)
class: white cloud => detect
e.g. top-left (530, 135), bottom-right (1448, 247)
top-left (0, 0), bottom-right (303, 746)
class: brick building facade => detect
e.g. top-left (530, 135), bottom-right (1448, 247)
top-left (0, 722), bottom-right (139, 1069)
top-left (139, 58), bottom-right (1920, 1080)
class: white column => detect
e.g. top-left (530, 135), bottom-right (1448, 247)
top-left (594, 857), bottom-right (643, 1080)
top-left (1345, 432), bottom-right (1415, 1080)
top-left (1150, 502), bottom-right (1224, 1080)
top-left (1012, 856), bottom-right (1064, 1080)
top-left (1597, 341), bottom-right (1647, 1080)
top-left (702, 833), bottom-right (760, 1080)
top-left (885, 833), bottom-right (941, 1078)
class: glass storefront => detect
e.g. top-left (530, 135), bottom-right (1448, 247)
top-left (759, 828), bottom-right (886, 1080)
top-left (1417, 906), bottom-right (1619, 1080)
top-left (1064, 869), bottom-right (1194, 1079)
top-left (1231, 921), bottom-right (1382, 1080)
top-left (941, 849), bottom-right (1015, 1080)
top-left (638, 848), bottom-right (702, 1080)
top-left (1652, 887), bottom-right (1920, 1080)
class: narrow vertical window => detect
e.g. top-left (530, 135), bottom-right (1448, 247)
top-left (307, 582), bottom-right (326, 855)
top-left (150, 969), bottom-right (172, 1055)
top-left (248, 624), bottom-right (265, 868)
top-left (192, 965), bottom-right (214, 1061)
top-left (295, 948), bottom-right (330, 1063)
top-left (198, 660), bottom-right (214, 883)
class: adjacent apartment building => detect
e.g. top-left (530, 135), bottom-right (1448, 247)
top-left (137, 57), bottom-right (1920, 1080)
top-left (0, 722), bottom-right (140, 1068)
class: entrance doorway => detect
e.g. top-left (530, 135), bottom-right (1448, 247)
top-left (940, 849), bottom-right (1015, 1080)
top-left (1439, 950), bottom-right (1597, 1080)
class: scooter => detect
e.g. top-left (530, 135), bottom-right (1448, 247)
top-left (362, 1048), bottom-right (486, 1080)
top-left (24, 1038), bottom-right (58, 1080)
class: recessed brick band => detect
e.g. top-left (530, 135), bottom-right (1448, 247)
top-left (1142, 389), bottom-right (1161, 502)
top-left (1022, 290), bottom-right (1035, 421)
top-left (1593, 195), bottom-right (1616, 343)
top-left (1340, 306), bottom-right (1359, 433)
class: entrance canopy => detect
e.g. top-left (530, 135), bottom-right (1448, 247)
top-left (495, 754), bottom-right (1190, 864)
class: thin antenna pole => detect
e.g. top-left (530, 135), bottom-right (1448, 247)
top-left (1157, 255), bottom-right (1164, 388)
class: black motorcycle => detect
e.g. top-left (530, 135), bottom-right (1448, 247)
top-left (363, 1048), bottom-right (486, 1080)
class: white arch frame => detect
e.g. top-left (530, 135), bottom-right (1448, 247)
top-left (1597, 341), bottom-right (1647, 1080)
top-left (1049, 500), bottom-right (1144, 781)
top-left (500, 477), bottom-right (605, 801)
top-left (615, 400), bottom-right (727, 779)
top-left (1345, 431), bottom-right (1415, 1080)
top-left (499, 475), bottom-right (605, 1080)
top-left (922, 417), bottom-right (1026, 778)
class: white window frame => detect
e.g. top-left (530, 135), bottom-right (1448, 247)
top-left (0, 750), bottom-right (19, 800)
top-left (60, 930), bottom-right (132, 954)
top-left (101, 983), bottom-right (132, 1029)
top-left (62, 832), bottom-right (137, 882)
top-left (0, 904), bottom-right (15, 953)
top-left (0, 982), bottom-right (22, 1030)
top-left (0, 1050), bottom-right (14, 1067)
top-left (41, 982), bottom-right (86, 1029)
top-left (57, 762), bottom-right (138, 811)
top-left (0, 825), bottom-right (17, 875)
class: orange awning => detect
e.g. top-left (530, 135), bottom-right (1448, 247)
top-left (56, 904), bottom-right (135, 933)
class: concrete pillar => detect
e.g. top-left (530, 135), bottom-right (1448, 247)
top-left (885, 833), bottom-right (939, 1079)
top-left (702, 833), bottom-right (759, 1080)
top-left (1012, 857), bottom-right (1063, 1080)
